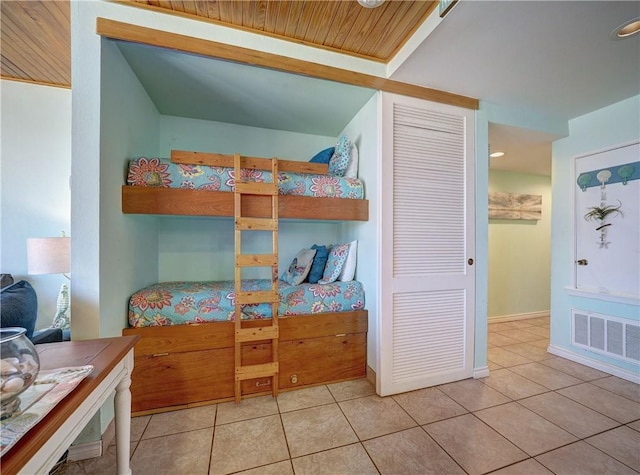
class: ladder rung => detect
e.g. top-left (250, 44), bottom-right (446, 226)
top-left (236, 182), bottom-right (278, 196)
top-left (236, 290), bottom-right (279, 305)
top-left (235, 217), bottom-right (277, 231)
top-left (236, 362), bottom-right (279, 381)
top-left (236, 254), bottom-right (278, 267)
top-left (236, 326), bottom-right (279, 343)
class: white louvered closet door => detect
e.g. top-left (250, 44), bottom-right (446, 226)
top-left (378, 93), bottom-right (475, 396)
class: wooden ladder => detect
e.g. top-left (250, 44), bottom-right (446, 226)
top-left (233, 153), bottom-right (280, 403)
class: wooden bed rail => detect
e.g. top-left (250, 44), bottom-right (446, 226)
top-left (171, 150), bottom-right (329, 175)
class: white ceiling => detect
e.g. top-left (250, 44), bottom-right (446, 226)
top-left (116, 1), bottom-right (640, 177)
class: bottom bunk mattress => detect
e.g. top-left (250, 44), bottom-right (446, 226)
top-left (128, 279), bottom-right (365, 328)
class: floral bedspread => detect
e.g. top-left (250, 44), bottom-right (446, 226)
top-left (127, 157), bottom-right (364, 199)
top-left (128, 279), bottom-right (365, 328)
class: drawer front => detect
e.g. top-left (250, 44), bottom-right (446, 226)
top-left (280, 333), bottom-right (366, 389)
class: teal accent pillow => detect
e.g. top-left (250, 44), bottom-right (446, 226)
top-left (309, 147), bottom-right (335, 164)
top-left (307, 244), bottom-right (329, 284)
top-left (281, 249), bottom-right (316, 286)
top-left (319, 243), bottom-right (350, 284)
top-left (328, 135), bottom-right (351, 177)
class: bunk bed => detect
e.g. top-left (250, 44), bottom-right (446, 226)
top-left (122, 149), bottom-right (369, 413)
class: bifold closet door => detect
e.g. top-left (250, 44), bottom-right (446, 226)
top-left (378, 93), bottom-right (475, 396)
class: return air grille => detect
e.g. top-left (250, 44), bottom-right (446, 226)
top-left (572, 309), bottom-right (640, 363)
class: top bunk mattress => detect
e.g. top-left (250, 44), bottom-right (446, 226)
top-left (127, 157), bottom-right (364, 200)
top-left (128, 279), bottom-right (365, 328)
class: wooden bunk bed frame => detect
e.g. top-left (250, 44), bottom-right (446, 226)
top-left (122, 150), bottom-right (369, 413)
top-left (122, 150), bottom-right (369, 221)
top-left (123, 311), bottom-right (368, 414)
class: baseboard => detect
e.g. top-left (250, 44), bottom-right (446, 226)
top-left (67, 419), bottom-right (114, 462)
top-left (488, 311), bottom-right (550, 324)
top-left (67, 440), bottom-right (102, 462)
top-left (366, 365), bottom-right (377, 388)
top-left (547, 344), bottom-right (640, 384)
top-left (473, 366), bottom-right (490, 378)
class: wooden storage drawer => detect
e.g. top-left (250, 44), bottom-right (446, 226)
top-left (280, 333), bottom-right (366, 388)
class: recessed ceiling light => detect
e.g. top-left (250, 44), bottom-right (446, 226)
top-left (612, 18), bottom-right (640, 39)
top-left (490, 151), bottom-right (505, 158)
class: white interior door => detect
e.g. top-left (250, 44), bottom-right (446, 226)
top-left (378, 93), bottom-right (475, 396)
top-left (574, 142), bottom-right (640, 298)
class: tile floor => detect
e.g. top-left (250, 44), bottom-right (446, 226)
top-left (59, 316), bottom-right (640, 474)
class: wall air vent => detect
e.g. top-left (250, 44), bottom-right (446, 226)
top-left (572, 309), bottom-right (640, 363)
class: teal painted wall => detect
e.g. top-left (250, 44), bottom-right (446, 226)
top-left (551, 95), bottom-right (640, 375)
top-left (488, 171), bottom-right (551, 319)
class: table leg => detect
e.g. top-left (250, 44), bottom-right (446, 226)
top-left (114, 373), bottom-right (132, 475)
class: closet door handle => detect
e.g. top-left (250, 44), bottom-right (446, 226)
top-left (468, 258), bottom-right (474, 265)
top-left (576, 259), bottom-right (588, 266)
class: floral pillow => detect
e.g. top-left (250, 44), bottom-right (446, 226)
top-left (319, 243), bottom-right (350, 284)
top-left (328, 135), bottom-right (351, 177)
top-left (281, 249), bottom-right (316, 286)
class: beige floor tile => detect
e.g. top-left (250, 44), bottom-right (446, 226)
top-left (490, 458), bottom-right (553, 474)
top-left (216, 395), bottom-right (278, 425)
top-left (559, 383), bottom-right (640, 423)
top-left (488, 360), bottom-right (503, 370)
top-left (392, 387), bottom-right (467, 424)
top-left (536, 441), bottom-right (638, 475)
top-left (489, 332), bottom-right (522, 347)
top-left (509, 362), bottom-right (582, 390)
top-left (591, 376), bottom-right (640, 403)
top-left (538, 357), bottom-right (610, 381)
top-left (277, 385), bottom-right (335, 413)
top-left (501, 343), bottom-right (553, 362)
top-left (339, 395), bottom-right (417, 440)
top-left (363, 427), bottom-right (464, 475)
top-left (488, 347), bottom-right (534, 367)
top-left (481, 368), bottom-right (549, 400)
top-left (475, 402), bottom-right (577, 456)
top-left (529, 339), bottom-right (550, 350)
top-left (521, 326), bottom-right (550, 338)
top-left (586, 426), bottom-right (640, 471)
top-left (210, 415), bottom-right (288, 474)
top-left (58, 443), bottom-right (134, 475)
top-left (131, 415), bottom-right (151, 441)
top-left (235, 460), bottom-right (294, 475)
top-left (292, 443), bottom-right (378, 475)
top-left (522, 317), bottom-right (550, 327)
top-left (424, 414), bottom-right (527, 474)
top-left (438, 378), bottom-right (511, 411)
top-left (489, 322), bottom-right (533, 332)
top-left (497, 329), bottom-right (546, 343)
top-left (628, 420), bottom-right (640, 432)
top-left (519, 392), bottom-right (619, 438)
top-left (132, 428), bottom-right (213, 475)
top-left (142, 405), bottom-right (216, 439)
top-left (280, 403), bottom-right (358, 457)
top-left (327, 378), bottom-right (376, 401)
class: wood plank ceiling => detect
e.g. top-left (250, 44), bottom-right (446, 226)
top-left (0, 1), bottom-right (437, 89)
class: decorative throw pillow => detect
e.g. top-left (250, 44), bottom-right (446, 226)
top-left (281, 249), bottom-right (316, 286)
top-left (328, 135), bottom-right (351, 177)
top-left (344, 142), bottom-right (359, 179)
top-left (309, 147), bottom-right (335, 164)
top-left (318, 243), bottom-right (350, 284)
top-left (338, 240), bottom-right (358, 282)
top-left (307, 244), bottom-right (329, 284)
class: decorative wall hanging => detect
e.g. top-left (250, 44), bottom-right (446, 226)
top-left (488, 192), bottom-right (542, 220)
top-left (576, 161), bottom-right (640, 190)
top-left (583, 200), bottom-right (623, 249)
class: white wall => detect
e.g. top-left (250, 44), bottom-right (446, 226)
top-left (551, 95), bottom-right (640, 379)
top-left (0, 80), bottom-right (71, 328)
top-left (488, 170), bottom-right (551, 319)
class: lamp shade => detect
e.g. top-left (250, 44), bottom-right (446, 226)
top-left (27, 237), bottom-right (71, 275)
